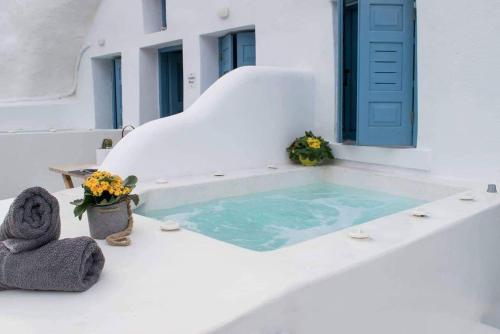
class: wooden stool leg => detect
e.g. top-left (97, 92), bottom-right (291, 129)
top-left (62, 174), bottom-right (74, 189)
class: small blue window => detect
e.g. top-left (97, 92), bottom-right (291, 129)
top-left (218, 31), bottom-right (255, 77)
top-left (112, 57), bottom-right (123, 129)
top-left (160, 0), bottom-right (167, 29)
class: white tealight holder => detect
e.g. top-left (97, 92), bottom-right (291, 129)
top-left (348, 228), bottom-right (370, 240)
top-left (214, 172), bottom-right (225, 177)
top-left (411, 209), bottom-right (428, 218)
top-left (459, 193), bottom-right (475, 201)
top-left (160, 221), bottom-right (181, 232)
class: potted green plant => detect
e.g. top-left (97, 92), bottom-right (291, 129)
top-left (287, 131), bottom-right (334, 166)
top-left (71, 171), bottom-right (139, 239)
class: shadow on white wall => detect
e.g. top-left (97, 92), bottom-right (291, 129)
top-left (0, 0), bottom-right (101, 102)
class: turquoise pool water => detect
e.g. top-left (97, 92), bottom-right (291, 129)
top-left (136, 183), bottom-right (424, 251)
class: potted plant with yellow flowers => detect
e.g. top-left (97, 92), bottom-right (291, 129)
top-left (71, 171), bottom-right (139, 239)
top-left (287, 131), bottom-right (334, 166)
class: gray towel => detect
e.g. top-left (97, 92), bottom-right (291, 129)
top-left (0, 236), bottom-right (105, 292)
top-left (0, 187), bottom-right (61, 253)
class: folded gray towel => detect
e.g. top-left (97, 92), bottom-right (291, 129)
top-left (0, 187), bottom-right (61, 253)
top-left (0, 236), bottom-right (105, 292)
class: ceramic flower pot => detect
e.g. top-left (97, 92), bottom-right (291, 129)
top-left (299, 156), bottom-right (323, 166)
top-left (87, 200), bottom-right (129, 239)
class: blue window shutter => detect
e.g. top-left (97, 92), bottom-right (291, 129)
top-left (219, 34), bottom-right (234, 77)
top-left (113, 58), bottom-right (123, 129)
top-left (236, 31), bottom-right (256, 67)
top-left (357, 0), bottom-right (415, 146)
top-left (161, 0), bottom-right (167, 28)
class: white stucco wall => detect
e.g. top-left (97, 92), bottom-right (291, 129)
top-left (416, 0), bottom-right (500, 182)
top-left (0, 130), bottom-right (121, 200)
top-left (0, 0), bottom-right (101, 101)
top-left (1, 0), bottom-right (500, 184)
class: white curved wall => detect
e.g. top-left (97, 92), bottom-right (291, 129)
top-left (0, 0), bottom-right (100, 101)
top-left (102, 67), bottom-right (313, 181)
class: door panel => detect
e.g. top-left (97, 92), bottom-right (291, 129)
top-left (113, 58), bottom-right (123, 129)
top-left (168, 51), bottom-right (183, 115)
top-left (236, 31), bottom-right (256, 67)
top-left (357, 0), bottom-right (415, 146)
top-left (343, 4), bottom-right (358, 141)
top-left (219, 34), bottom-right (234, 76)
top-left (159, 49), bottom-right (183, 117)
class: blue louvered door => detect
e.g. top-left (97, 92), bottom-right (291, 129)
top-left (236, 31), bottom-right (256, 67)
top-left (219, 34), bottom-right (234, 77)
top-left (357, 0), bottom-right (415, 146)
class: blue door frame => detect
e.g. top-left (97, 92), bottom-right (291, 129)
top-left (112, 57), bottom-right (123, 129)
top-left (337, 0), bottom-right (417, 147)
top-left (159, 46), bottom-right (184, 118)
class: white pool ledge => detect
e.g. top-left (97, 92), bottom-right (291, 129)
top-left (0, 164), bottom-right (499, 333)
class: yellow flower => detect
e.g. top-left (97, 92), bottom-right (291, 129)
top-left (307, 137), bottom-right (321, 149)
top-left (83, 170), bottom-right (133, 199)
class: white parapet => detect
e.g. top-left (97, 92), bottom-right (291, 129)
top-left (102, 66), bottom-right (314, 181)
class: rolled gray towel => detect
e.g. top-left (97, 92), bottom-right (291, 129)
top-left (0, 187), bottom-right (60, 253)
top-left (0, 236), bottom-right (105, 292)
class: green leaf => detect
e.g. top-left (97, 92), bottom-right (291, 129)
top-left (129, 194), bottom-right (140, 206)
top-left (73, 204), bottom-right (88, 221)
top-left (70, 199), bottom-right (84, 206)
top-left (123, 175), bottom-right (138, 187)
top-left (72, 195), bottom-right (94, 220)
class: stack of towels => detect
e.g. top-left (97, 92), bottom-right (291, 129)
top-left (0, 187), bottom-right (105, 292)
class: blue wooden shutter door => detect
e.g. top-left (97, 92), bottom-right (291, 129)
top-left (159, 52), bottom-right (168, 118)
top-left (168, 51), bottom-right (184, 115)
top-left (357, 0), bottom-right (415, 146)
top-left (113, 58), bottom-right (123, 129)
top-left (236, 31), bottom-right (256, 67)
top-left (219, 34), bottom-right (234, 77)
top-left (159, 50), bottom-right (183, 117)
